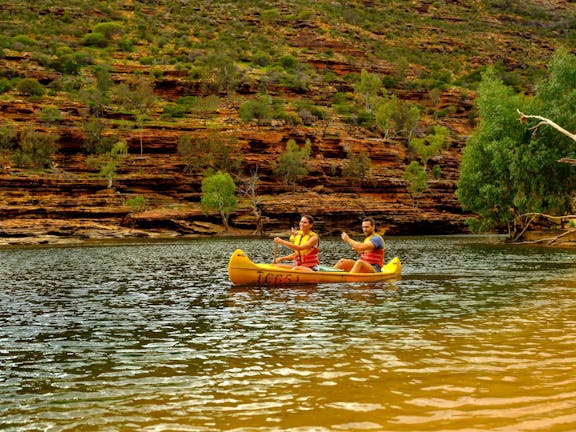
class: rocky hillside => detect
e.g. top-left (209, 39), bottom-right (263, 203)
top-left (0, 0), bottom-right (575, 244)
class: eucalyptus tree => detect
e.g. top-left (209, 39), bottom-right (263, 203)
top-left (457, 49), bottom-right (576, 238)
top-left (238, 98), bottom-right (273, 126)
top-left (409, 125), bottom-right (449, 171)
top-left (87, 140), bottom-right (128, 189)
top-left (201, 170), bottom-right (237, 231)
top-left (13, 127), bottom-right (59, 169)
top-left (274, 139), bottom-right (312, 190)
top-left (342, 149), bottom-right (371, 188)
top-left (403, 161), bottom-right (428, 208)
top-left (238, 168), bottom-right (267, 236)
top-left (354, 69), bottom-right (381, 112)
top-left (178, 130), bottom-right (242, 175)
top-left (456, 67), bottom-right (529, 234)
top-left (374, 94), bottom-right (397, 138)
top-left (115, 76), bottom-right (157, 156)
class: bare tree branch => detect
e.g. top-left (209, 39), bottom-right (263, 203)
top-left (517, 109), bottom-right (576, 141)
top-left (518, 110), bottom-right (576, 168)
top-left (520, 228), bottom-right (576, 246)
top-left (519, 212), bottom-right (576, 221)
top-left (558, 157), bottom-right (576, 167)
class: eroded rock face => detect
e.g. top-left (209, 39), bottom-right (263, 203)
top-left (0, 111), bottom-right (472, 245)
top-left (0, 50), bottom-right (477, 245)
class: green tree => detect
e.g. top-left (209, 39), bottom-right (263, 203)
top-left (374, 94), bottom-right (397, 138)
top-left (13, 127), bottom-right (59, 168)
top-left (239, 98), bottom-right (273, 125)
top-left (409, 125), bottom-right (449, 170)
top-left (342, 149), bottom-right (371, 187)
top-left (16, 78), bottom-right (45, 98)
top-left (456, 52), bottom-right (576, 238)
top-left (115, 77), bottom-right (157, 156)
top-left (87, 141), bottom-right (128, 188)
top-left (392, 101), bottom-right (420, 141)
top-left (178, 130), bottom-right (242, 175)
top-left (209, 54), bottom-right (240, 97)
top-left (456, 67), bottom-right (524, 234)
top-left (354, 69), bottom-right (381, 112)
top-left (403, 161), bottom-right (428, 208)
top-left (274, 139), bottom-right (312, 189)
top-left (40, 107), bottom-right (63, 126)
top-left (201, 171), bottom-right (237, 231)
top-left (238, 168), bottom-right (267, 236)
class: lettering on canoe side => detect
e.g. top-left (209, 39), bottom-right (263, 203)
top-left (256, 271), bottom-right (300, 285)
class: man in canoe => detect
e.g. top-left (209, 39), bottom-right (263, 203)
top-left (273, 214), bottom-right (320, 272)
top-left (334, 217), bottom-right (385, 273)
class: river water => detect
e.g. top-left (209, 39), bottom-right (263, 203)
top-left (0, 235), bottom-right (575, 432)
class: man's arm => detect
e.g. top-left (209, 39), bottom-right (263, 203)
top-left (341, 232), bottom-right (374, 253)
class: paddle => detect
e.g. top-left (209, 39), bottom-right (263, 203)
top-left (272, 241), bottom-right (279, 264)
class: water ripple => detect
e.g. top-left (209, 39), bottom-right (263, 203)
top-left (0, 237), bottom-right (575, 431)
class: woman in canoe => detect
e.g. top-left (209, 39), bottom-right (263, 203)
top-left (273, 214), bottom-right (319, 272)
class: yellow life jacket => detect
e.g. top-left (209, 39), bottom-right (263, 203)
top-left (290, 230), bottom-right (319, 266)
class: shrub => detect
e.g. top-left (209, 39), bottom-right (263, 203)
top-left (139, 56), bottom-right (155, 65)
top-left (0, 126), bottom-right (17, 151)
top-left (50, 52), bottom-right (94, 75)
top-left (118, 38), bottom-right (134, 52)
top-left (278, 55), bottom-right (299, 70)
top-left (16, 78), bottom-right (45, 97)
top-left (82, 32), bottom-right (109, 47)
top-left (342, 150), bottom-right (371, 186)
top-left (161, 103), bottom-right (189, 119)
top-left (92, 22), bottom-right (125, 39)
top-left (125, 195), bottom-right (146, 211)
top-left (252, 52), bottom-right (271, 67)
top-left (40, 107), bottom-right (63, 125)
top-left (274, 139), bottom-right (312, 188)
top-left (0, 78), bottom-right (12, 93)
top-left (239, 98), bottom-right (272, 124)
top-left (12, 35), bottom-right (37, 49)
top-left (13, 127), bottom-right (59, 168)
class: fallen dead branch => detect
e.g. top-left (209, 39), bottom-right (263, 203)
top-left (519, 227), bottom-right (576, 246)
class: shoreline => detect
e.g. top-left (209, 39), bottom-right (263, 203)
top-left (1, 222), bottom-right (574, 249)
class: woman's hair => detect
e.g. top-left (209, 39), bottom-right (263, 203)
top-left (302, 214), bottom-right (315, 225)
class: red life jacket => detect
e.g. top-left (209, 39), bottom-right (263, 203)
top-left (291, 230), bottom-right (320, 267)
top-left (360, 234), bottom-right (384, 267)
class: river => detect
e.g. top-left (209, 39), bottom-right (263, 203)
top-left (0, 235), bottom-right (575, 431)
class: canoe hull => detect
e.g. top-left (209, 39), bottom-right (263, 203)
top-left (228, 249), bottom-right (402, 286)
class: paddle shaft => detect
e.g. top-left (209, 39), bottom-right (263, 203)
top-left (273, 242), bottom-right (279, 264)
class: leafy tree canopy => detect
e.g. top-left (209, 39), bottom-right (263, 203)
top-left (201, 170), bottom-right (237, 230)
top-left (274, 139), bottom-right (312, 188)
top-left (457, 48), bottom-right (576, 236)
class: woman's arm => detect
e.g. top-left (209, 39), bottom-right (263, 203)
top-left (273, 251), bottom-right (297, 264)
top-left (274, 235), bottom-right (318, 251)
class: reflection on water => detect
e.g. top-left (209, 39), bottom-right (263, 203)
top-left (0, 236), bottom-right (575, 431)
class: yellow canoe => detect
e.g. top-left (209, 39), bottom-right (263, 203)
top-left (228, 249), bottom-right (402, 286)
